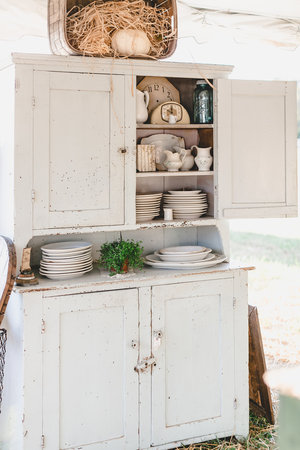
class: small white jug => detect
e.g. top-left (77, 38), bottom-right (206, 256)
top-left (136, 89), bottom-right (149, 124)
top-left (173, 146), bottom-right (194, 171)
top-left (191, 145), bottom-right (213, 172)
top-left (163, 150), bottom-right (182, 172)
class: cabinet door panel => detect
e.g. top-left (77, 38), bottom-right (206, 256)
top-left (42, 289), bottom-right (138, 450)
top-left (151, 279), bottom-right (235, 445)
top-left (33, 71), bottom-right (125, 229)
top-left (216, 80), bottom-right (297, 218)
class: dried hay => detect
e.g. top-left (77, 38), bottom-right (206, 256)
top-left (66, 0), bottom-right (175, 57)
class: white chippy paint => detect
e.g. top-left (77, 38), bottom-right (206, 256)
top-left (0, 53), bottom-right (297, 449)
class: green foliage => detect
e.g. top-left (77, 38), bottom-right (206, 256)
top-left (98, 239), bottom-right (144, 275)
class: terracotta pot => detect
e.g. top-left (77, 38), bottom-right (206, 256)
top-left (110, 258), bottom-right (129, 274)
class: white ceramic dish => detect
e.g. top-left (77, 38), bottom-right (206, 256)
top-left (144, 253), bottom-right (226, 269)
top-left (39, 264), bottom-right (93, 274)
top-left (141, 134), bottom-right (185, 150)
top-left (41, 241), bottom-right (92, 252)
top-left (39, 267), bottom-right (93, 280)
top-left (42, 248), bottom-right (92, 257)
top-left (168, 190), bottom-right (202, 195)
top-left (41, 253), bottom-right (92, 262)
top-left (40, 260), bottom-right (93, 270)
top-left (173, 214), bottom-right (206, 219)
top-left (159, 246), bottom-right (208, 255)
top-left (136, 193), bottom-right (162, 198)
top-left (154, 250), bottom-right (213, 262)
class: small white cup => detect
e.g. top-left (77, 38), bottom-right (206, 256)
top-left (164, 208), bottom-right (173, 221)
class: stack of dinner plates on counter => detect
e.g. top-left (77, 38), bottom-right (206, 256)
top-left (144, 246), bottom-right (226, 270)
top-left (39, 241), bottom-right (93, 280)
top-left (136, 192), bottom-right (162, 223)
top-left (163, 190), bottom-right (208, 219)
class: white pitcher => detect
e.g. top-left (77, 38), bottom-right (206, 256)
top-left (191, 145), bottom-right (213, 172)
top-left (136, 89), bottom-right (149, 124)
top-left (173, 146), bottom-right (194, 171)
top-left (163, 150), bottom-right (182, 172)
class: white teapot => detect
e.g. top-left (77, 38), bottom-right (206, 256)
top-left (173, 146), bottom-right (194, 171)
top-left (191, 145), bottom-right (213, 172)
top-left (136, 89), bottom-right (149, 124)
top-left (163, 150), bottom-right (182, 172)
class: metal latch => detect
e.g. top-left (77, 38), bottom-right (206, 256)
top-left (134, 357), bottom-right (156, 373)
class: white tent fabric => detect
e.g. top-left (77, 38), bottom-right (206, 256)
top-left (178, 1), bottom-right (300, 50)
top-left (0, 0), bottom-right (300, 78)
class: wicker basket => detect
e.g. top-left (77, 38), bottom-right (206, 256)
top-left (48, 0), bottom-right (178, 59)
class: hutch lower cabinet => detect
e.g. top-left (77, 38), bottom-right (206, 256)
top-left (1, 267), bottom-right (249, 450)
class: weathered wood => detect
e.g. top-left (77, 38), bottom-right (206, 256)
top-left (0, 236), bottom-right (16, 327)
top-left (249, 305), bottom-right (275, 425)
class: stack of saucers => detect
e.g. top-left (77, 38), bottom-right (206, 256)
top-left (144, 246), bottom-right (226, 270)
top-left (39, 241), bottom-right (93, 280)
top-left (163, 190), bottom-right (208, 219)
top-left (136, 193), bottom-right (162, 223)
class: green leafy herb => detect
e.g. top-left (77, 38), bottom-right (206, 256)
top-left (98, 239), bottom-right (144, 276)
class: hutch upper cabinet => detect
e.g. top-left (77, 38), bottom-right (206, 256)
top-left (0, 54), bottom-right (297, 259)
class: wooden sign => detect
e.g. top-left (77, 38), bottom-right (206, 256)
top-left (249, 305), bottom-right (275, 424)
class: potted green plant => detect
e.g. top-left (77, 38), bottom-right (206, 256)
top-left (98, 239), bottom-right (144, 275)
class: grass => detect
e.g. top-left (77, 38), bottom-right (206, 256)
top-left (175, 413), bottom-right (277, 449)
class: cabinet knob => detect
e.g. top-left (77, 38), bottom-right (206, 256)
top-left (119, 147), bottom-right (127, 154)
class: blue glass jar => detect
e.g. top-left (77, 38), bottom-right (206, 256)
top-left (193, 80), bottom-right (213, 124)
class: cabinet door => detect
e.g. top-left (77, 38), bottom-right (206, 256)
top-left (216, 80), bottom-right (297, 218)
top-left (151, 279), bottom-right (235, 445)
top-left (42, 289), bottom-right (138, 450)
top-left (33, 71), bottom-right (125, 229)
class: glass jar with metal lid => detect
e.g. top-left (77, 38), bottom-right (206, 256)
top-left (193, 80), bottom-right (213, 124)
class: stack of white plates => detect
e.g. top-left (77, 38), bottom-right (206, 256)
top-left (136, 193), bottom-right (162, 222)
top-left (144, 246), bottom-right (226, 270)
top-left (163, 190), bottom-right (208, 220)
top-left (39, 241), bottom-right (93, 280)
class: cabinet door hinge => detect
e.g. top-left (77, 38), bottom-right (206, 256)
top-left (233, 297), bottom-right (237, 309)
top-left (31, 190), bottom-right (36, 201)
top-left (32, 97), bottom-right (36, 108)
top-left (41, 434), bottom-right (45, 448)
top-left (41, 319), bottom-right (46, 334)
top-left (234, 398), bottom-right (238, 409)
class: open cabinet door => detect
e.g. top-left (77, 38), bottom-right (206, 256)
top-left (215, 79), bottom-right (297, 219)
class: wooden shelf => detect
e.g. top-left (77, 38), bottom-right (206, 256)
top-left (136, 124), bottom-right (214, 130)
top-left (136, 171), bottom-right (214, 178)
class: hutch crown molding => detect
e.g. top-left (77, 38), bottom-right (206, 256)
top-left (0, 53), bottom-right (297, 450)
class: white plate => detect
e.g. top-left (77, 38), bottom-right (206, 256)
top-left (159, 246), bottom-right (208, 255)
top-left (40, 261), bottom-right (93, 270)
top-left (42, 248), bottom-right (92, 258)
top-left (41, 254), bottom-right (92, 263)
top-left (154, 250), bottom-right (213, 262)
top-left (39, 267), bottom-right (93, 280)
top-left (168, 190), bottom-right (202, 195)
top-left (39, 264), bottom-right (93, 274)
top-left (41, 241), bottom-right (92, 252)
top-left (144, 253), bottom-right (227, 269)
top-left (173, 214), bottom-right (206, 219)
top-left (136, 193), bottom-right (162, 198)
top-left (141, 134), bottom-right (185, 150)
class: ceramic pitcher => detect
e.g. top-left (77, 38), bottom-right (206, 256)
top-left (163, 150), bottom-right (182, 172)
top-left (136, 89), bottom-right (149, 124)
top-left (173, 146), bottom-right (194, 171)
top-left (191, 145), bottom-right (213, 171)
